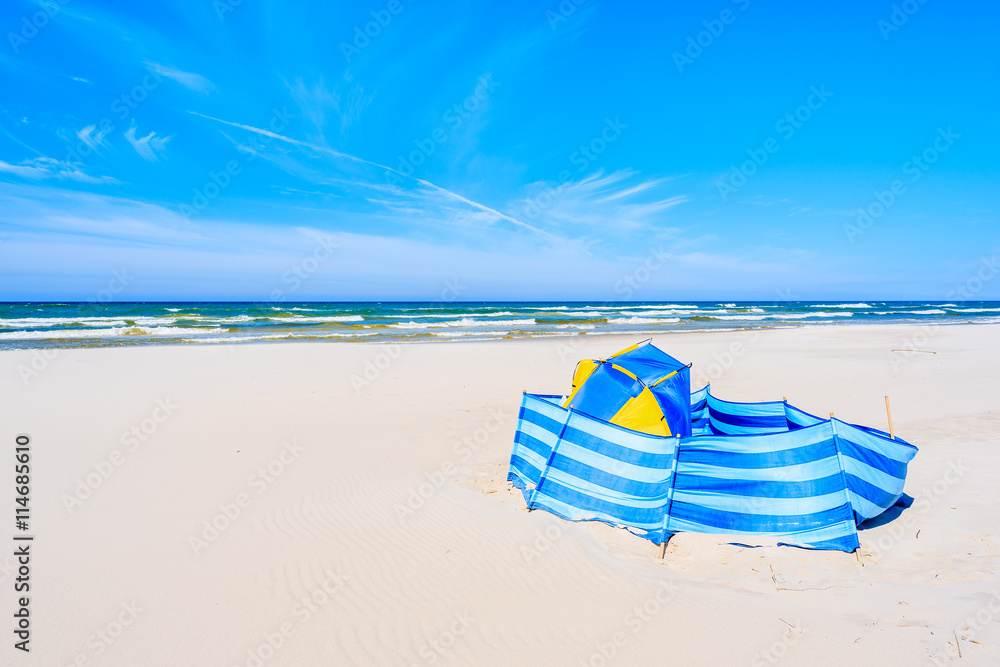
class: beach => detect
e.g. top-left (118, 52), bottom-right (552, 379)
top-left (1, 323), bottom-right (997, 665)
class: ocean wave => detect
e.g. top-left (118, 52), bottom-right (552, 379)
top-left (0, 326), bottom-right (223, 340)
top-left (389, 318), bottom-right (535, 329)
top-left (534, 317), bottom-right (607, 325)
top-left (618, 304), bottom-right (700, 310)
top-left (430, 331), bottom-right (511, 337)
top-left (607, 317), bottom-right (681, 324)
top-left (809, 303), bottom-right (872, 308)
top-left (388, 321), bottom-right (442, 329)
top-left (681, 309), bottom-right (730, 315)
top-left (184, 331), bottom-right (381, 343)
top-left (768, 312), bottom-right (854, 319)
top-left (388, 311), bottom-right (517, 318)
top-left (946, 307), bottom-right (1000, 313)
top-left (0, 316), bottom-right (174, 327)
top-left (268, 315), bottom-right (364, 323)
top-left (688, 312), bottom-right (853, 321)
top-left (872, 309), bottom-right (947, 315)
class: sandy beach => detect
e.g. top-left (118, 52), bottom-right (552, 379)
top-left (1, 323), bottom-right (998, 666)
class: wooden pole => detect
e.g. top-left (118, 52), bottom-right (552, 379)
top-left (829, 412), bottom-right (835, 419)
top-left (884, 395), bottom-right (895, 439)
top-left (782, 396), bottom-right (787, 402)
top-left (659, 541), bottom-right (667, 559)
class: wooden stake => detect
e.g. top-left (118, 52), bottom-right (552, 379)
top-left (884, 395), bottom-right (895, 439)
top-left (782, 396), bottom-right (787, 402)
top-left (659, 541), bottom-right (667, 559)
top-left (829, 412), bottom-right (835, 419)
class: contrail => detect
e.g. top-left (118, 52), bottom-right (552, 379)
top-left (189, 111), bottom-right (552, 237)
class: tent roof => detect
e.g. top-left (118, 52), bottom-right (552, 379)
top-left (606, 340), bottom-right (687, 386)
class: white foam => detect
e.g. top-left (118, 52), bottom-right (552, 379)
top-left (389, 318), bottom-right (535, 329)
top-left (0, 326), bottom-right (223, 340)
top-left (768, 312), bottom-right (854, 319)
top-left (946, 308), bottom-right (1000, 313)
top-left (618, 304), bottom-right (700, 310)
top-left (607, 317), bottom-right (681, 324)
top-left (269, 315), bottom-right (364, 323)
top-left (0, 316), bottom-right (174, 327)
top-left (873, 309), bottom-right (947, 315)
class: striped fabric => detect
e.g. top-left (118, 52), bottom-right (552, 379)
top-left (508, 387), bottom-right (918, 552)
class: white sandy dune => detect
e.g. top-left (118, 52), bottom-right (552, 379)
top-left (1, 324), bottom-right (998, 665)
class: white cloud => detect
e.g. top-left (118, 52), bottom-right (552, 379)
top-left (0, 157), bottom-right (118, 184)
top-left (76, 124), bottom-right (112, 151)
top-left (125, 123), bottom-right (171, 161)
top-left (190, 110), bottom-right (554, 239)
top-left (515, 169), bottom-right (689, 238)
top-left (144, 62), bottom-right (215, 94)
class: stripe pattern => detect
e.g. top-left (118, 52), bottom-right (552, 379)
top-left (508, 388), bottom-right (918, 552)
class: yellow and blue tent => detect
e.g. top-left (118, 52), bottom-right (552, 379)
top-left (562, 339), bottom-right (692, 437)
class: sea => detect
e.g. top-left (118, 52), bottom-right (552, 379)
top-left (0, 301), bottom-right (997, 350)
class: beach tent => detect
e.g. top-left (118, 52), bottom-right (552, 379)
top-left (563, 340), bottom-right (692, 437)
top-left (508, 341), bottom-right (918, 553)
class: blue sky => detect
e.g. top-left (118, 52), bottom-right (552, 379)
top-left (1, 0), bottom-right (997, 301)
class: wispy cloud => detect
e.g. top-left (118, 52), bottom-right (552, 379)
top-left (144, 62), bottom-right (215, 94)
top-left (285, 75), bottom-right (373, 141)
top-left (516, 169), bottom-right (688, 241)
top-left (76, 124), bottom-right (112, 151)
top-left (125, 123), bottom-right (171, 161)
top-left (591, 176), bottom-right (675, 203)
top-left (188, 110), bottom-right (555, 239)
top-left (0, 157), bottom-right (118, 184)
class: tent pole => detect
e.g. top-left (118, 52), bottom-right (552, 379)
top-left (884, 395), bottom-right (895, 439)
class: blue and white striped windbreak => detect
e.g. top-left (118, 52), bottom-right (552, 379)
top-left (508, 387), bottom-right (918, 552)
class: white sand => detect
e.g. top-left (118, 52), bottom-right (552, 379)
top-left (1, 324), bottom-right (997, 665)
